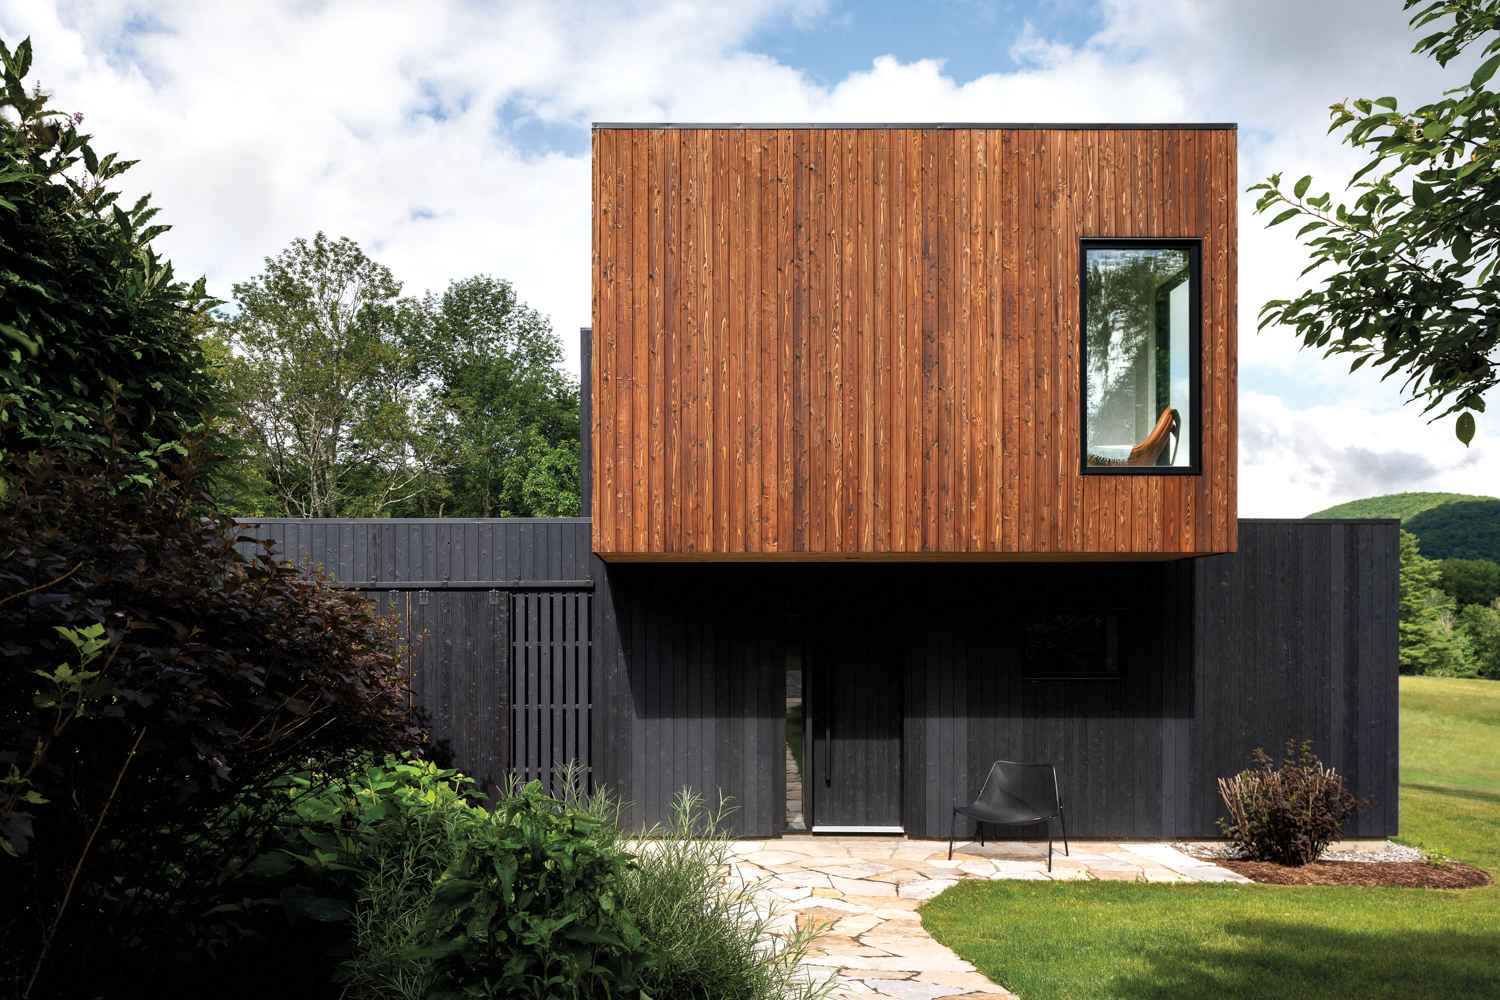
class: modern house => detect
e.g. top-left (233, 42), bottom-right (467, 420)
top-left (243, 123), bottom-right (1399, 843)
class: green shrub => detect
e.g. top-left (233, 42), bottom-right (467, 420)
top-left (411, 782), bottom-right (648, 999)
top-left (219, 762), bottom-right (835, 1000)
top-left (1217, 741), bottom-right (1371, 866)
top-left (0, 37), bottom-right (218, 462)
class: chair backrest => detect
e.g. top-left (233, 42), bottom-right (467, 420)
top-left (974, 760), bottom-right (1061, 817)
top-left (1127, 407), bottom-right (1180, 466)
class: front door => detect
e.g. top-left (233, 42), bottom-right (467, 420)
top-left (807, 621), bottom-right (903, 831)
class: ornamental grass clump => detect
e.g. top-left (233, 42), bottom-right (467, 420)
top-left (1217, 741), bottom-right (1370, 866)
top-left (621, 792), bottom-right (835, 1000)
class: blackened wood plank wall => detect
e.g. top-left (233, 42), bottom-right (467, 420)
top-left (234, 519), bottom-right (595, 799)
top-left (594, 564), bottom-right (786, 837)
top-left (1183, 519), bottom-right (1400, 838)
top-left (599, 519), bottom-right (1397, 838)
top-left (234, 517), bottom-right (1396, 839)
top-left (591, 125), bottom-right (1238, 559)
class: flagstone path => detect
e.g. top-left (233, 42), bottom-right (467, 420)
top-left (731, 836), bottom-right (1248, 1000)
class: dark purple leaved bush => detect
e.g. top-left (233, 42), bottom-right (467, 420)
top-left (0, 418), bottom-right (425, 997)
top-left (1218, 741), bottom-right (1370, 866)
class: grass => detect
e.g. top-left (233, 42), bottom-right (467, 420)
top-left (1398, 676), bottom-right (1500, 874)
top-left (920, 675), bottom-right (1500, 1000)
top-left (922, 880), bottom-right (1499, 1000)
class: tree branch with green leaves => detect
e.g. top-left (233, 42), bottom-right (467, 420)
top-left (1253, 0), bottom-right (1500, 444)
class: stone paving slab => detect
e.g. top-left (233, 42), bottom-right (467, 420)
top-left (736, 836), bottom-right (1247, 998)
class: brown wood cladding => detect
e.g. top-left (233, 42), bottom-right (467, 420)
top-left (592, 127), bottom-right (1237, 558)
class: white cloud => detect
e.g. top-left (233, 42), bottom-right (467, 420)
top-left (1, 0), bottom-right (1494, 512)
top-left (1239, 391), bottom-right (1495, 517)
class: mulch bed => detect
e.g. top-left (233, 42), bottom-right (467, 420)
top-left (1216, 859), bottom-right (1493, 889)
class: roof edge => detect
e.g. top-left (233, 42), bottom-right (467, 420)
top-left (592, 122), bottom-right (1238, 130)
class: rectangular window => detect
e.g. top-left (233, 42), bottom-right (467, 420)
top-left (1024, 611), bottom-right (1122, 680)
top-left (1080, 239), bottom-right (1200, 474)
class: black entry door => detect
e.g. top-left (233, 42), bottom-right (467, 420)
top-left (807, 621), bottom-right (903, 831)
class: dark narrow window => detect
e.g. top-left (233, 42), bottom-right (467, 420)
top-left (1080, 239), bottom-right (1200, 474)
top-left (1024, 611), bottom-right (1122, 679)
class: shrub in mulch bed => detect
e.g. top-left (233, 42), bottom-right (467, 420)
top-left (1216, 859), bottom-right (1493, 889)
top-left (1217, 741), bottom-right (1370, 866)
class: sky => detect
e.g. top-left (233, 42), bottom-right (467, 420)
top-left (1, 0), bottom-right (1495, 516)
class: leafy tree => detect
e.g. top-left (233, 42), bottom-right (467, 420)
top-left (1252, 0), bottom-right (1500, 445)
top-left (499, 428), bottom-right (583, 518)
top-left (412, 275), bottom-right (581, 517)
top-left (1399, 529), bottom-right (1460, 673)
top-left (1438, 555), bottom-right (1500, 605)
top-left (218, 234), bottom-right (446, 517)
top-left (0, 37), bottom-right (216, 460)
top-left (214, 263), bottom-right (582, 519)
top-left (1457, 598), bottom-right (1500, 676)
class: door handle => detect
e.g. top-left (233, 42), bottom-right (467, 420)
top-left (823, 674), bottom-right (832, 787)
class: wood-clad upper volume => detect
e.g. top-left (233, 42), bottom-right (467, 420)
top-left (591, 124), bottom-right (1237, 560)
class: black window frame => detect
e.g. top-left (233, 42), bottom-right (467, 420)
top-left (1022, 608), bottom-right (1126, 682)
top-left (1078, 237), bottom-right (1202, 476)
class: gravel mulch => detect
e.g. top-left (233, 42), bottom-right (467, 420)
top-left (1173, 841), bottom-right (1429, 864)
top-left (1214, 858), bottom-right (1493, 889)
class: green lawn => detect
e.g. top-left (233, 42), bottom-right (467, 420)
top-left (1398, 676), bottom-right (1500, 874)
top-left (921, 675), bottom-right (1500, 1000)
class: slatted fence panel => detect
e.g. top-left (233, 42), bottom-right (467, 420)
top-left (511, 591), bottom-right (593, 794)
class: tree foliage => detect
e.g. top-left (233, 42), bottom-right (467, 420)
top-left (1253, 0), bottom-right (1500, 444)
top-left (1457, 598), bottom-right (1500, 676)
top-left (1399, 528), bottom-right (1462, 674)
top-left (214, 254), bottom-right (581, 519)
top-left (0, 37), bottom-right (216, 460)
top-left (414, 275), bottom-right (581, 517)
top-left (217, 234), bottom-right (444, 517)
top-left (1439, 555), bottom-right (1500, 605)
top-left (1305, 489), bottom-right (1496, 520)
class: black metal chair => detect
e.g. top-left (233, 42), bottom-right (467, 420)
top-left (949, 760), bottom-right (1069, 871)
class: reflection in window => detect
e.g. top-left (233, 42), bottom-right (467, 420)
top-left (1083, 246), bottom-right (1193, 469)
top-left (1024, 612), bottom-right (1121, 679)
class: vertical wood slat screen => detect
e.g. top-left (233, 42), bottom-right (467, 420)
top-left (591, 126), bottom-right (1237, 558)
top-left (510, 591), bottom-right (593, 794)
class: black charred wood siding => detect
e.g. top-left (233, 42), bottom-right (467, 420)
top-left (599, 519), bottom-right (1399, 839)
top-left (235, 517), bottom-right (1398, 839)
top-left (234, 519), bottom-right (594, 800)
top-left (1185, 519), bottom-right (1400, 838)
top-left (594, 564), bottom-right (787, 836)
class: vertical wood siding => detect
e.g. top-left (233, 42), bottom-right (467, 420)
top-left (235, 517), bottom-right (1395, 839)
top-left (599, 519), bottom-right (1397, 839)
top-left (592, 126), bottom-right (1238, 558)
top-left (596, 564), bottom-right (787, 837)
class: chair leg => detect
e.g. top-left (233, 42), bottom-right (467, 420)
top-left (978, 821), bottom-right (985, 847)
top-left (1046, 819), bottom-right (1053, 872)
top-left (1060, 807), bottom-right (1069, 857)
top-left (948, 810), bottom-right (956, 861)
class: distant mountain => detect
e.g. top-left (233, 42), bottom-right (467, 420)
top-left (1307, 492), bottom-right (1498, 522)
top-left (1307, 492), bottom-right (1500, 564)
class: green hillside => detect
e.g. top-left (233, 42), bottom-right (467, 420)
top-left (1307, 491), bottom-right (1497, 522)
top-left (1307, 491), bottom-right (1500, 564)
top-left (1406, 499), bottom-right (1500, 563)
